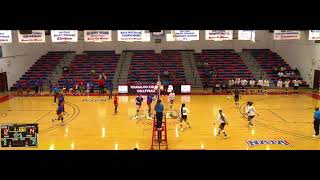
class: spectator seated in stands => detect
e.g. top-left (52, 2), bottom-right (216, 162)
top-left (294, 68), bottom-right (300, 76)
top-left (163, 70), bottom-right (170, 79)
top-left (90, 69), bottom-right (96, 76)
top-left (197, 62), bottom-right (203, 69)
top-left (203, 62), bottom-right (209, 68)
top-left (280, 66), bottom-right (286, 72)
top-left (63, 66), bottom-right (69, 73)
top-left (278, 71), bottom-right (284, 77)
top-left (272, 66), bottom-right (278, 74)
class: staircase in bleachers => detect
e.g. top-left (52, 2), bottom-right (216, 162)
top-left (57, 51), bottom-right (120, 89)
top-left (127, 50), bottom-right (186, 84)
top-left (194, 49), bottom-right (254, 87)
top-left (243, 49), bottom-right (308, 87)
top-left (12, 51), bottom-right (73, 90)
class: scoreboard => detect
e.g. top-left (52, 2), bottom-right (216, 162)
top-left (1, 124), bottom-right (38, 147)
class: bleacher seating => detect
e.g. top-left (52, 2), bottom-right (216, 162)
top-left (194, 49), bottom-right (254, 86)
top-left (243, 49), bottom-right (308, 86)
top-left (127, 50), bottom-right (186, 84)
top-left (12, 51), bottom-right (71, 90)
top-left (58, 51), bottom-right (120, 89)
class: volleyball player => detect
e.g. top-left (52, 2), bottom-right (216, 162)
top-left (168, 90), bottom-right (175, 111)
top-left (26, 80), bottom-right (31, 96)
top-left (79, 80), bottom-right (84, 95)
top-left (263, 79), bottom-right (269, 95)
top-left (147, 93), bottom-right (155, 116)
top-left (277, 79), bottom-right (283, 94)
top-left (16, 81), bottom-right (22, 96)
top-left (292, 79), bottom-right (302, 95)
top-left (34, 80), bottom-right (39, 96)
top-left (249, 79), bottom-right (255, 94)
top-left (135, 94), bottom-right (143, 117)
top-left (114, 93), bottom-right (118, 114)
top-left (283, 79), bottom-right (290, 96)
top-left (257, 79), bottom-right (263, 94)
top-left (234, 89), bottom-right (240, 108)
top-left (179, 103), bottom-right (191, 132)
top-left (245, 101), bottom-right (259, 127)
top-left (53, 85), bottom-right (60, 104)
top-left (53, 103), bottom-right (64, 124)
top-left (213, 110), bottom-right (228, 138)
top-left (58, 93), bottom-right (65, 114)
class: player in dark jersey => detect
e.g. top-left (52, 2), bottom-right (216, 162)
top-left (234, 89), bottom-right (240, 108)
top-left (147, 93), bottom-right (155, 116)
top-left (58, 93), bottom-right (65, 114)
top-left (135, 94), bottom-right (143, 117)
top-left (53, 103), bottom-right (64, 124)
top-left (114, 93), bottom-right (118, 114)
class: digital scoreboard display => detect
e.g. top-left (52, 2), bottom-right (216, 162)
top-left (1, 124), bottom-right (38, 148)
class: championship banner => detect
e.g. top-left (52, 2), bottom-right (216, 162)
top-left (51, 30), bottom-right (78, 42)
top-left (0, 30), bottom-right (12, 43)
top-left (18, 30), bottom-right (45, 43)
top-left (166, 30), bottom-right (199, 41)
top-left (238, 30), bottom-right (255, 41)
top-left (84, 30), bottom-right (112, 42)
top-left (205, 30), bottom-right (233, 41)
top-left (117, 30), bottom-right (150, 42)
top-left (118, 84), bottom-right (189, 94)
top-left (273, 30), bottom-right (300, 40)
top-left (309, 30), bottom-right (320, 40)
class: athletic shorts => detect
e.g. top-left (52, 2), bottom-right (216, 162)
top-left (294, 86), bottom-right (298, 90)
top-left (219, 123), bottom-right (226, 130)
top-left (248, 115), bottom-right (255, 121)
top-left (235, 97), bottom-right (239, 102)
top-left (170, 100), bottom-right (174, 104)
top-left (136, 104), bottom-right (141, 110)
top-left (180, 115), bottom-right (187, 122)
top-left (258, 85), bottom-right (262, 89)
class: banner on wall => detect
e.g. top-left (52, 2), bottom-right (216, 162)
top-left (18, 30), bottom-right (45, 43)
top-left (273, 30), bottom-right (300, 40)
top-left (117, 30), bottom-right (150, 42)
top-left (205, 30), bottom-right (233, 41)
top-left (309, 30), bottom-right (320, 40)
top-left (166, 30), bottom-right (199, 41)
top-left (84, 30), bottom-right (112, 42)
top-left (0, 30), bottom-right (12, 43)
top-left (238, 30), bottom-right (255, 41)
top-left (51, 30), bottom-right (78, 42)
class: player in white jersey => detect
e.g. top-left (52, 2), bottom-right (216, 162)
top-left (292, 79), bottom-right (302, 95)
top-left (240, 79), bottom-right (247, 93)
top-left (283, 79), bottom-right (290, 96)
top-left (168, 90), bottom-right (175, 110)
top-left (179, 103), bottom-right (191, 131)
top-left (249, 79), bottom-right (255, 94)
top-left (263, 79), bottom-right (270, 95)
top-left (213, 110), bottom-right (228, 138)
top-left (235, 77), bottom-right (241, 85)
top-left (245, 101), bottom-right (259, 127)
top-left (257, 79), bottom-right (264, 94)
top-left (229, 79), bottom-right (235, 89)
top-left (277, 79), bottom-right (283, 94)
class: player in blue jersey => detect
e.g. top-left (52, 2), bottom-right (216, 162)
top-left (53, 85), bottom-right (61, 104)
top-left (58, 93), bottom-right (65, 114)
top-left (53, 103), bottom-right (64, 124)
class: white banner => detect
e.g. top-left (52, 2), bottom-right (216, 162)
top-left (0, 30), bottom-right (12, 43)
top-left (84, 30), bottom-right (112, 42)
top-left (117, 30), bottom-right (150, 42)
top-left (273, 30), bottom-right (300, 40)
top-left (309, 30), bottom-right (320, 40)
top-left (166, 30), bottom-right (199, 41)
top-left (205, 30), bottom-right (233, 41)
top-left (18, 30), bottom-right (45, 43)
top-left (238, 30), bottom-right (255, 41)
top-left (51, 30), bottom-right (78, 42)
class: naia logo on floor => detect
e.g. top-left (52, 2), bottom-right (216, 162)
top-left (246, 140), bottom-right (292, 147)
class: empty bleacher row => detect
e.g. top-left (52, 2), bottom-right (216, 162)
top-left (194, 49), bottom-right (254, 86)
top-left (12, 51), bottom-right (72, 89)
top-left (57, 51), bottom-right (120, 89)
top-left (127, 50), bottom-right (186, 84)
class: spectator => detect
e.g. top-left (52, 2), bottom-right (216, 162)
top-left (163, 70), bottom-right (170, 79)
top-left (294, 68), bottom-right (300, 76)
top-left (278, 71), bottom-right (284, 77)
top-left (91, 69), bottom-right (96, 76)
top-left (272, 66), bottom-right (278, 74)
top-left (62, 66), bottom-right (69, 73)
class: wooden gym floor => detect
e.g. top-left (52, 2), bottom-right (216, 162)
top-left (1, 89), bottom-right (320, 150)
